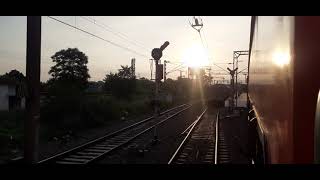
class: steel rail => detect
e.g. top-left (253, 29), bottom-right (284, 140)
top-left (167, 107), bottom-right (207, 164)
top-left (38, 104), bottom-right (191, 164)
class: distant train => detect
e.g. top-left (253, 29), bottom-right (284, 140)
top-left (247, 16), bottom-right (320, 163)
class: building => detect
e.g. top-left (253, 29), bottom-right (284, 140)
top-left (0, 79), bottom-right (26, 111)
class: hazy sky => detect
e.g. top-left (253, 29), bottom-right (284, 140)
top-left (0, 16), bottom-right (251, 82)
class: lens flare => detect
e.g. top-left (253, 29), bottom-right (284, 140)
top-left (182, 43), bottom-right (209, 68)
top-left (272, 50), bottom-right (290, 67)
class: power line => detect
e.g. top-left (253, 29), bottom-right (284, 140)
top-left (84, 16), bottom-right (182, 62)
top-left (199, 31), bottom-right (206, 50)
top-left (211, 63), bottom-right (229, 73)
top-left (166, 62), bottom-right (180, 65)
top-left (46, 16), bottom-right (149, 58)
top-left (90, 16), bottom-right (149, 50)
top-left (79, 16), bottom-right (150, 52)
top-left (200, 17), bottom-right (209, 50)
top-left (166, 64), bottom-right (186, 74)
top-left (166, 67), bottom-right (186, 75)
top-left (237, 67), bottom-right (248, 74)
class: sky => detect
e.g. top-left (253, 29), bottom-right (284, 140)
top-left (0, 16), bottom-right (251, 83)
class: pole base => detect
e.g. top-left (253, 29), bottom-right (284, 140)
top-left (151, 136), bottom-right (159, 145)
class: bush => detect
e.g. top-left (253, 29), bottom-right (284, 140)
top-left (104, 73), bottom-right (136, 100)
top-left (81, 96), bottom-right (121, 127)
top-left (40, 93), bottom-right (82, 131)
top-left (0, 111), bottom-right (24, 151)
top-left (120, 98), bottom-right (153, 118)
top-left (40, 94), bottom-right (124, 137)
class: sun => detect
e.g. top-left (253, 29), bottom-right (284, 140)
top-left (272, 50), bottom-right (290, 67)
top-left (181, 43), bottom-right (209, 68)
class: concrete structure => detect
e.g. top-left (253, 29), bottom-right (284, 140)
top-left (0, 80), bottom-right (25, 111)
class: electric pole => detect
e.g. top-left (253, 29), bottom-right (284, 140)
top-left (25, 16), bottom-right (41, 163)
top-left (227, 67), bottom-right (238, 111)
top-left (131, 58), bottom-right (135, 77)
top-left (233, 50), bottom-right (249, 107)
top-left (151, 41), bottom-right (169, 142)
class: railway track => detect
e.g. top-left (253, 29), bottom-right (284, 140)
top-left (168, 107), bottom-right (220, 164)
top-left (38, 104), bottom-right (191, 164)
top-left (215, 111), bottom-right (232, 164)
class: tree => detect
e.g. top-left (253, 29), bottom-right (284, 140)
top-left (118, 65), bottom-right (135, 79)
top-left (103, 65), bottom-right (136, 99)
top-left (48, 48), bottom-right (90, 91)
top-left (162, 78), bottom-right (176, 95)
top-left (0, 69), bottom-right (25, 83)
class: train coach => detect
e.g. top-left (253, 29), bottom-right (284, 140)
top-left (247, 16), bottom-right (320, 164)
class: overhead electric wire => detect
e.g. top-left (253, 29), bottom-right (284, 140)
top-left (88, 16), bottom-right (149, 50)
top-left (166, 64), bottom-right (186, 74)
top-left (81, 16), bottom-right (182, 64)
top-left (79, 16), bottom-right (150, 52)
top-left (47, 16), bottom-right (149, 58)
top-left (207, 55), bottom-right (231, 74)
top-left (197, 17), bottom-right (225, 77)
top-left (166, 67), bottom-right (186, 75)
top-left (202, 31), bottom-right (209, 50)
top-left (199, 31), bottom-right (206, 50)
top-left (165, 61), bottom-right (184, 65)
top-left (237, 67), bottom-right (248, 74)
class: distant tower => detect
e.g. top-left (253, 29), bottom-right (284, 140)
top-left (131, 58), bottom-right (135, 77)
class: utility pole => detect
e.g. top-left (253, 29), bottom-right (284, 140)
top-left (233, 50), bottom-right (249, 107)
top-left (227, 67), bottom-right (238, 111)
top-left (151, 41), bottom-right (169, 142)
top-left (131, 58), bottom-right (135, 77)
top-left (25, 16), bottom-right (41, 163)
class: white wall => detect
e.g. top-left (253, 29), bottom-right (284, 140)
top-left (0, 85), bottom-right (9, 110)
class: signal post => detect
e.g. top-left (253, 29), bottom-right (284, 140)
top-left (151, 41), bottom-right (169, 142)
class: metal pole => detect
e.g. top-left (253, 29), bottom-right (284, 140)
top-left (164, 60), bottom-right (166, 81)
top-left (235, 57), bottom-right (238, 107)
top-left (154, 59), bottom-right (159, 141)
top-left (232, 55), bottom-right (235, 109)
top-left (25, 16), bottom-right (41, 163)
top-left (151, 41), bottom-right (169, 143)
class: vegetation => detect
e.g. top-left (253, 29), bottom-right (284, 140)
top-left (103, 65), bottom-right (136, 99)
top-left (0, 47), bottom-right (233, 161)
top-left (0, 69), bottom-right (26, 83)
top-left (0, 70), bottom-right (26, 158)
top-left (48, 48), bottom-right (90, 91)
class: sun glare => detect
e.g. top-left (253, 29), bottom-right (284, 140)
top-left (181, 44), bottom-right (209, 68)
top-left (272, 50), bottom-right (290, 67)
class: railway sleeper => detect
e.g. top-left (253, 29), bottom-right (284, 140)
top-left (84, 149), bottom-right (108, 153)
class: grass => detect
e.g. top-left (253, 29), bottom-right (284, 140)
top-left (0, 91), bottom-right (189, 161)
top-left (0, 111), bottom-right (24, 159)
